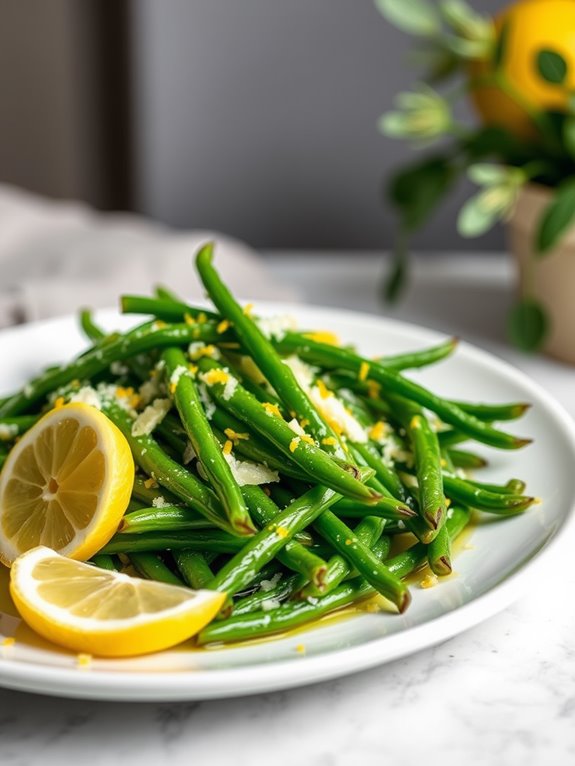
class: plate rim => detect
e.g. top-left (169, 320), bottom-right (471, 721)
top-left (0, 302), bottom-right (574, 701)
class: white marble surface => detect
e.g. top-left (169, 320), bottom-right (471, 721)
top-left (1, 252), bottom-right (574, 765)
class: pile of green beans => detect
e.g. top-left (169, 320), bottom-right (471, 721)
top-left (0, 243), bottom-right (534, 646)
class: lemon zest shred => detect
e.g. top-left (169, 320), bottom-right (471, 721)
top-left (358, 362), bottom-right (370, 382)
top-left (289, 437), bottom-right (301, 453)
top-left (224, 428), bottom-right (249, 444)
top-left (315, 380), bottom-right (331, 399)
top-left (262, 402), bottom-right (282, 418)
top-left (302, 331), bottom-right (340, 346)
top-left (369, 421), bottom-right (387, 442)
top-left (243, 303), bottom-right (254, 317)
top-left (53, 397), bottom-right (65, 410)
top-left (217, 319), bottom-right (231, 334)
top-left (322, 436), bottom-right (337, 446)
top-left (202, 369), bottom-right (230, 386)
top-left (223, 440), bottom-right (233, 455)
top-left (144, 477), bottom-right (158, 489)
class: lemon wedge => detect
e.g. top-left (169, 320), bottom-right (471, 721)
top-left (0, 402), bottom-right (134, 566)
top-left (10, 547), bottom-right (226, 656)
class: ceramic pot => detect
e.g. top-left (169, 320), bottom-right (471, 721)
top-left (507, 182), bottom-right (575, 364)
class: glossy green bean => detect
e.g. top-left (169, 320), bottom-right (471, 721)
top-left (206, 485), bottom-right (341, 596)
top-left (103, 401), bottom-right (234, 534)
top-left (119, 506), bottom-right (214, 534)
top-left (195, 244), bottom-right (348, 458)
top-left (241, 485), bottom-right (328, 587)
top-left (163, 347), bottom-right (254, 535)
top-left (129, 552), bottom-right (185, 585)
top-left (100, 529), bottom-right (245, 555)
top-left (173, 550), bottom-right (215, 589)
top-left (443, 474), bottom-right (536, 513)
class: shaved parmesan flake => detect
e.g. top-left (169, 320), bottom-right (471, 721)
top-left (223, 452), bottom-right (279, 486)
top-left (131, 398), bottom-right (172, 437)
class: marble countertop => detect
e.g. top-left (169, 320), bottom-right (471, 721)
top-left (1, 252), bottom-right (574, 766)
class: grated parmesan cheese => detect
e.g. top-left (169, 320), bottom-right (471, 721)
top-left (257, 314), bottom-right (297, 341)
top-left (223, 452), bottom-right (279, 486)
top-left (69, 386), bottom-right (102, 410)
top-left (152, 495), bottom-right (169, 508)
top-left (183, 441), bottom-right (197, 464)
top-left (287, 418), bottom-right (306, 436)
top-left (259, 572), bottom-right (282, 592)
top-left (261, 598), bottom-right (281, 612)
top-left (131, 398), bottom-right (172, 437)
top-left (169, 365), bottom-right (188, 391)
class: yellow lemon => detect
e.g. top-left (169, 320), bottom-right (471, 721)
top-left (470, 0), bottom-right (575, 138)
top-left (0, 403), bottom-right (134, 566)
top-left (10, 547), bottom-right (226, 656)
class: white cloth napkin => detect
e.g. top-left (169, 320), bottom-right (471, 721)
top-left (0, 185), bottom-right (296, 327)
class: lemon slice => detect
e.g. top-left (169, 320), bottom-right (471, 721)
top-left (10, 547), bottom-right (226, 656)
top-left (0, 402), bottom-right (134, 566)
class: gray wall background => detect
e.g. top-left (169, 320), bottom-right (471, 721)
top-left (132, 0), bottom-right (506, 250)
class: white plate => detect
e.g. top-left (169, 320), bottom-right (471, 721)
top-left (0, 303), bottom-right (574, 701)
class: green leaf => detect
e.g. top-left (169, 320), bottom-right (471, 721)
top-left (535, 49), bottom-right (568, 85)
top-left (457, 193), bottom-right (498, 237)
top-left (375, 0), bottom-right (440, 37)
top-left (494, 19), bottom-right (510, 70)
top-left (468, 164), bottom-right (508, 186)
top-left (507, 299), bottom-right (549, 351)
top-left (563, 117), bottom-right (575, 160)
top-left (383, 236), bottom-right (409, 303)
top-left (536, 178), bottom-right (575, 254)
top-left (387, 156), bottom-right (456, 231)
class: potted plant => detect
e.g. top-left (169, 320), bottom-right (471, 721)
top-left (377, 0), bottom-right (575, 362)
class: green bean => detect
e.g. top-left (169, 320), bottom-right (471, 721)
top-left (79, 309), bottom-right (106, 342)
top-left (437, 429), bottom-right (470, 449)
top-left (393, 397), bottom-right (445, 531)
top-left (0, 321), bottom-right (224, 416)
top-left (427, 524), bottom-right (452, 576)
top-left (350, 442), bottom-right (411, 505)
top-left (375, 337), bottom-right (459, 370)
top-left (195, 244), bottom-right (349, 459)
top-left (447, 449), bottom-right (487, 469)
top-left (450, 400), bottom-right (531, 422)
top-left (0, 415), bottom-right (39, 441)
top-left (196, 358), bottom-right (380, 503)
top-left (154, 285), bottom-right (185, 303)
top-left (89, 554), bottom-right (118, 571)
top-left (300, 515), bottom-right (387, 598)
top-left (274, 334), bottom-right (531, 450)
top-left (100, 529), bottom-right (245, 555)
top-left (465, 477), bottom-right (527, 495)
top-left (206, 485), bottom-right (341, 596)
top-left (121, 295), bottom-right (219, 323)
top-left (241, 485), bottom-right (328, 587)
top-left (173, 551), bottom-right (216, 589)
top-left (119, 506), bottom-right (214, 534)
top-left (442, 474), bottom-right (536, 513)
top-left (330, 496), bottom-right (415, 520)
top-left (232, 574), bottom-right (304, 616)
top-left (311, 510), bottom-right (410, 611)
top-left (129, 552), bottom-right (185, 585)
top-left (103, 401), bottom-right (235, 534)
top-left (162, 347), bottom-right (254, 535)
